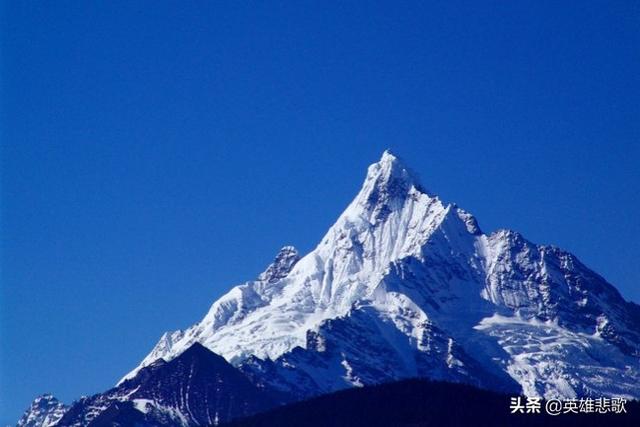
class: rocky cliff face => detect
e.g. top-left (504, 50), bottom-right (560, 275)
top-left (51, 343), bottom-right (276, 427)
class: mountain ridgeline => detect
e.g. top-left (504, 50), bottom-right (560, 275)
top-left (18, 151), bottom-right (640, 426)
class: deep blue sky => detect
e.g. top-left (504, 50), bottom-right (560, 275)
top-left (1, 1), bottom-right (639, 423)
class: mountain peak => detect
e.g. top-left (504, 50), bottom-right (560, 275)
top-left (33, 394), bottom-right (57, 402)
top-left (56, 342), bottom-right (277, 427)
top-left (374, 149), bottom-right (408, 173)
top-left (367, 150), bottom-right (422, 193)
top-left (276, 245), bottom-right (298, 257)
top-left (112, 149), bottom-right (640, 411)
top-left (353, 151), bottom-right (426, 221)
top-left (177, 341), bottom-right (224, 362)
top-left (259, 246), bottom-right (300, 283)
top-left (17, 394), bottom-right (68, 427)
top-left (379, 148), bottom-right (398, 162)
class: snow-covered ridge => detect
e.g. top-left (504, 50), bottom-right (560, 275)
top-left (17, 394), bottom-right (68, 427)
top-left (119, 150), bottom-right (640, 399)
top-left (120, 150), bottom-right (454, 380)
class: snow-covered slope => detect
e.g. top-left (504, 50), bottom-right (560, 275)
top-left (120, 150), bottom-right (640, 400)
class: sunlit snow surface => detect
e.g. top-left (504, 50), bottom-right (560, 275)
top-left (122, 151), bottom-right (640, 399)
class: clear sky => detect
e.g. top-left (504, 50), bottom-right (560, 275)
top-left (1, 1), bottom-right (638, 424)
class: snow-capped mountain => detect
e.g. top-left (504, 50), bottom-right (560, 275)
top-left (17, 395), bottom-right (68, 427)
top-left (18, 150), bottom-right (640, 427)
top-left (122, 150), bottom-right (640, 400)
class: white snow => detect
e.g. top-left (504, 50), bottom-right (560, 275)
top-left (117, 151), bottom-right (640, 400)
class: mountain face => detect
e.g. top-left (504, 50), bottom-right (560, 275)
top-left (17, 395), bottom-right (68, 427)
top-left (18, 151), bottom-right (640, 426)
top-left (48, 343), bottom-right (277, 426)
top-left (121, 150), bottom-right (640, 400)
